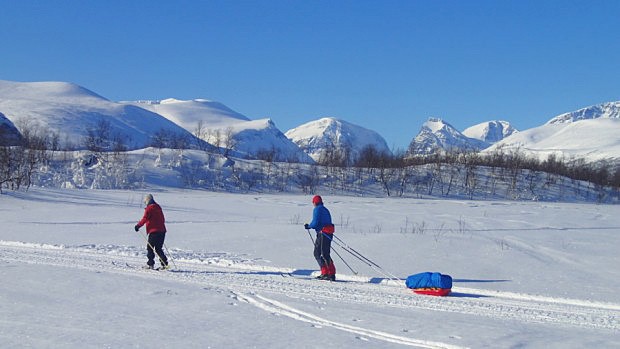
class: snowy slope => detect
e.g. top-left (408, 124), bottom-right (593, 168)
top-left (547, 101), bottom-right (620, 124)
top-left (223, 118), bottom-right (315, 163)
top-left (484, 118), bottom-right (620, 163)
top-left (285, 117), bottom-right (392, 162)
top-left (481, 101), bottom-right (620, 165)
top-left (407, 118), bottom-right (487, 156)
top-left (462, 120), bottom-right (518, 144)
top-left (126, 98), bottom-right (313, 163)
top-left (125, 98), bottom-right (250, 130)
top-left (0, 188), bottom-right (618, 348)
top-left (0, 80), bottom-right (200, 150)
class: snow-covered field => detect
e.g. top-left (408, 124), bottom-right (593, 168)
top-left (1, 188), bottom-right (618, 348)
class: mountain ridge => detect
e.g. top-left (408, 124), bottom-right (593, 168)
top-left (1, 79), bottom-right (618, 166)
top-left (406, 118), bottom-right (488, 156)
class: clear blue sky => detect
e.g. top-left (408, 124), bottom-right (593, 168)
top-left (1, 0), bottom-right (619, 149)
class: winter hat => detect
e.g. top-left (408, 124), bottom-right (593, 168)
top-left (144, 194), bottom-right (154, 205)
top-left (312, 195), bottom-right (323, 205)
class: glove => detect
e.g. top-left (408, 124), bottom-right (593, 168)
top-left (134, 225), bottom-right (140, 232)
top-left (304, 223), bottom-right (310, 230)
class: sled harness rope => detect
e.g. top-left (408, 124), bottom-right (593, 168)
top-left (306, 229), bottom-right (358, 275)
top-left (328, 234), bottom-right (401, 282)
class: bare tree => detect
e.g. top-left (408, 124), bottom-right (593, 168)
top-left (0, 119), bottom-right (50, 191)
top-left (84, 118), bottom-right (112, 152)
top-left (223, 127), bottom-right (237, 157)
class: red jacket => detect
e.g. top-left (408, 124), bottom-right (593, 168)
top-left (137, 202), bottom-right (167, 234)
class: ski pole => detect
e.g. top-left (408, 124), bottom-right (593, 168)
top-left (327, 235), bottom-right (400, 282)
top-left (137, 230), bottom-right (167, 268)
top-left (331, 244), bottom-right (357, 275)
top-left (333, 235), bottom-right (391, 273)
top-left (305, 228), bottom-right (315, 244)
top-left (162, 241), bottom-right (177, 269)
top-left (307, 229), bottom-right (357, 275)
top-left (308, 231), bottom-right (358, 275)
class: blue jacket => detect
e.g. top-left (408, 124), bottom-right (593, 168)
top-left (308, 203), bottom-right (332, 232)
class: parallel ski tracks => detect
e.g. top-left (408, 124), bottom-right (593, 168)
top-left (1, 242), bottom-right (618, 333)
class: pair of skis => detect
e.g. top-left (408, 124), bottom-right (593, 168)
top-left (112, 260), bottom-right (171, 272)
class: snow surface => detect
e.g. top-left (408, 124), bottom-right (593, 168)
top-left (485, 119), bottom-right (620, 163)
top-left (1, 188), bottom-right (618, 348)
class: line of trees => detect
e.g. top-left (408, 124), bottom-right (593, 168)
top-left (313, 144), bottom-right (620, 192)
top-left (1, 120), bottom-right (619, 202)
top-left (166, 143), bottom-right (617, 203)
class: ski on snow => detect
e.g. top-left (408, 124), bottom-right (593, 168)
top-left (111, 261), bottom-right (171, 271)
top-left (281, 272), bottom-right (341, 283)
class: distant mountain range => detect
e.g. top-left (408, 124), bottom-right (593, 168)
top-left (1, 80), bottom-right (618, 166)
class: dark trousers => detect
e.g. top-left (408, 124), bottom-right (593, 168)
top-left (313, 232), bottom-right (333, 268)
top-left (147, 232), bottom-right (168, 267)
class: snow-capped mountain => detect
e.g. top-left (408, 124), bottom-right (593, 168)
top-left (0, 112), bottom-right (22, 146)
top-left (285, 117), bottom-right (392, 163)
top-left (484, 102), bottom-right (620, 164)
top-left (546, 101), bottom-right (620, 124)
top-left (2, 79), bottom-right (618, 167)
top-left (406, 118), bottom-right (487, 156)
top-left (462, 120), bottom-right (518, 144)
top-left (126, 98), bottom-right (313, 163)
top-left (484, 118), bottom-right (620, 164)
top-left (220, 118), bottom-right (315, 163)
top-left (0, 80), bottom-right (200, 150)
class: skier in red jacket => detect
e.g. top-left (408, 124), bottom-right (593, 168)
top-left (135, 194), bottom-right (168, 269)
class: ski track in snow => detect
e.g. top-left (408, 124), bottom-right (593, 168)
top-left (231, 292), bottom-right (464, 349)
top-left (1, 241), bottom-right (618, 348)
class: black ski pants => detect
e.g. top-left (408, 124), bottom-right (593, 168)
top-left (147, 231), bottom-right (168, 267)
top-left (313, 232), bottom-right (333, 267)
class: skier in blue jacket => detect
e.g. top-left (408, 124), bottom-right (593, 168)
top-left (304, 195), bottom-right (336, 281)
